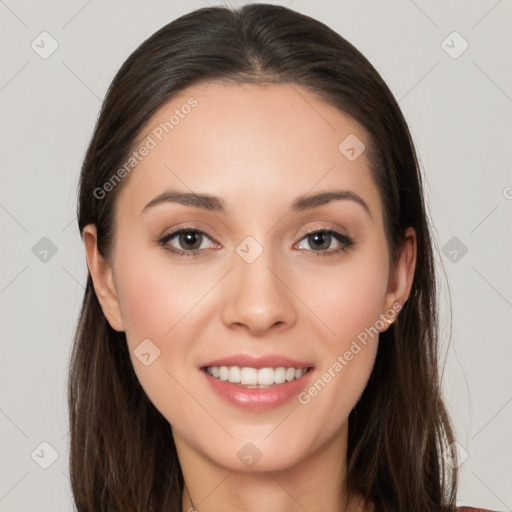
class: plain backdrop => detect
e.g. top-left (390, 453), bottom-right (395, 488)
top-left (0, 1), bottom-right (511, 511)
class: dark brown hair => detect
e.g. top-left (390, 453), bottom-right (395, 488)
top-left (69, 4), bottom-right (457, 511)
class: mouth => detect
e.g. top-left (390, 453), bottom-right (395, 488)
top-left (198, 354), bottom-right (315, 410)
top-left (201, 365), bottom-right (314, 389)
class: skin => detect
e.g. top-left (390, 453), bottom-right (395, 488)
top-left (83, 82), bottom-right (416, 512)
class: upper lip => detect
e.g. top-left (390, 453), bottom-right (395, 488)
top-left (200, 354), bottom-right (313, 370)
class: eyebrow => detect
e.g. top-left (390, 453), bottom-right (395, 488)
top-left (141, 189), bottom-right (371, 218)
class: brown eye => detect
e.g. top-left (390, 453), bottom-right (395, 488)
top-left (177, 231), bottom-right (203, 250)
top-left (159, 228), bottom-right (217, 255)
top-left (306, 232), bottom-right (332, 251)
top-left (295, 229), bottom-right (353, 256)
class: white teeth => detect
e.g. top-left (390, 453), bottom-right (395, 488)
top-left (228, 366), bottom-right (241, 383)
top-left (205, 366), bottom-right (309, 386)
top-left (274, 367), bottom-right (286, 384)
top-left (285, 367), bottom-right (296, 381)
top-left (257, 367), bottom-right (275, 386)
top-left (240, 367), bottom-right (258, 385)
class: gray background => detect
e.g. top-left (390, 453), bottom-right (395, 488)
top-left (1, 1), bottom-right (511, 511)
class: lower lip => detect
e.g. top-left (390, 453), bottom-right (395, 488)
top-left (201, 368), bottom-right (314, 411)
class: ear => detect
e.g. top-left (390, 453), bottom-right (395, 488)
top-left (380, 227), bottom-right (417, 331)
top-left (82, 224), bottom-right (125, 332)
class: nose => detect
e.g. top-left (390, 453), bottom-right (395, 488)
top-left (220, 243), bottom-right (298, 336)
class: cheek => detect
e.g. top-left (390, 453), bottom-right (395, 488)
top-left (113, 251), bottom-right (196, 420)
top-left (116, 267), bottom-right (170, 342)
top-left (294, 247), bottom-right (388, 407)
top-left (301, 253), bottom-right (389, 350)
top-left (114, 238), bottom-right (202, 342)
top-left (293, 266), bottom-right (385, 431)
top-left (112, 238), bottom-right (221, 397)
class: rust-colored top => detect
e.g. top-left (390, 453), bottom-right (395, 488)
top-left (457, 507), bottom-right (500, 512)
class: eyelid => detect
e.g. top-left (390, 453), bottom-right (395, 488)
top-left (299, 224), bottom-right (350, 239)
top-left (159, 221), bottom-right (219, 241)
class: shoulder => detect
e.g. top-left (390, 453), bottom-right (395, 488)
top-left (457, 507), bottom-right (502, 512)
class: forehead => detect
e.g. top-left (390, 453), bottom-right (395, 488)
top-left (117, 82), bottom-right (381, 219)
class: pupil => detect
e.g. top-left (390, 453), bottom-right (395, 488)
top-left (309, 232), bottom-right (330, 250)
top-left (180, 232), bottom-right (201, 250)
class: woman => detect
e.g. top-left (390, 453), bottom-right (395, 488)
top-left (67, 4), bottom-right (498, 512)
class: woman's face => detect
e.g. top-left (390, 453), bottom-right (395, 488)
top-left (85, 82), bottom-right (414, 473)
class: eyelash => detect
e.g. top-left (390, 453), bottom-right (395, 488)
top-left (158, 226), bottom-right (354, 258)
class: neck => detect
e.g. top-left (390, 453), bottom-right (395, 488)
top-left (177, 424), bottom-right (366, 512)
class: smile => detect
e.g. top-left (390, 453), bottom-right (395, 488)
top-left (203, 366), bottom-right (311, 388)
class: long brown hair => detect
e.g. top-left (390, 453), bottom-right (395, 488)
top-left (68, 4), bottom-right (457, 511)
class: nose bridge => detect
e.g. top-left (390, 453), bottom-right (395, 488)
top-left (220, 234), bottom-right (297, 334)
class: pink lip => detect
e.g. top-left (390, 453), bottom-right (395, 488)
top-left (200, 354), bottom-right (313, 370)
top-left (201, 368), bottom-right (315, 411)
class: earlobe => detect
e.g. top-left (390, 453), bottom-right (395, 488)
top-left (380, 227), bottom-right (417, 331)
top-left (82, 224), bottom-right (125, 332)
